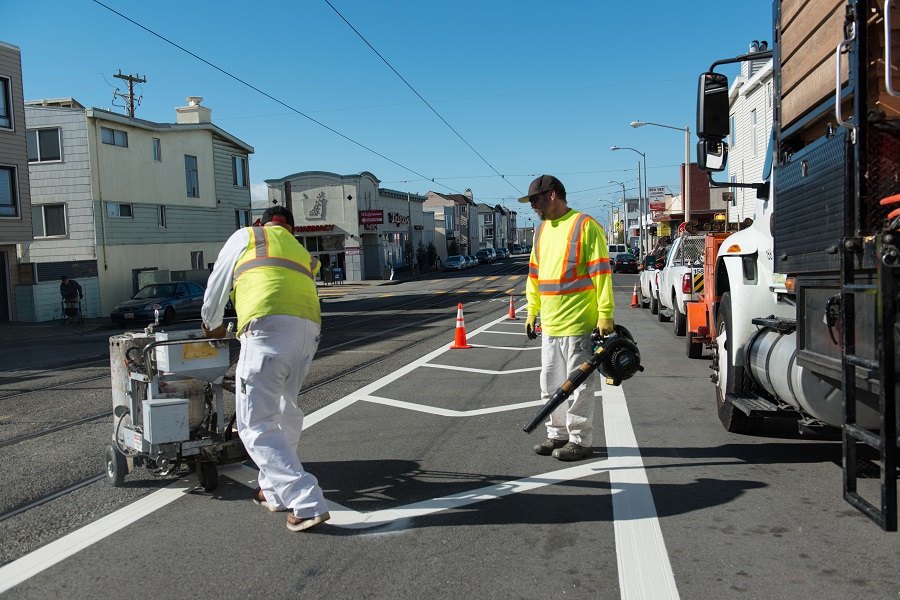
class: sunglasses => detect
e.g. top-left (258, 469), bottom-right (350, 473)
top-left (529, 192), bottom-right (547, 204)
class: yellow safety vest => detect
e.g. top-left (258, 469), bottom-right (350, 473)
top-left (526, 210), bottom-right (614, 336)
top-left (232, 226), bottom-right (321, 332)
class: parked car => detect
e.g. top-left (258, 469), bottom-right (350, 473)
top-left (445, 255), bottom-right (466, 270)
top-left (612, 253), bottom-right (638, 274)
top-left (110, 281), bottom-right (206, 325)
top-left (475, 248), bottom-right (495, 264)
top-left (496, 248), bottom-right (509, 259)
top-left (466, 255), bottom-right (478, 268)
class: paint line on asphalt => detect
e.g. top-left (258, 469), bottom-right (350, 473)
top-left (601, 383), bottom-right (680, 600)
top-left (361, 395), bottom-right (543, 417)
top-left (0, 480), bottom-right (196, 595)
top-left (421, 364), bottom-right (541, 375)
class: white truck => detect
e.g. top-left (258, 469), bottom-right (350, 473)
top-left (696, 0), bottom-right (899, 530)
top-left (655, 234), bottom-right (705, 337)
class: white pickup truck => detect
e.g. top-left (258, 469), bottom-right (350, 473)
top-left (655, 234), bottom-right (705, 336)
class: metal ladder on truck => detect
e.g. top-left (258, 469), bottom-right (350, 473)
top-left (840, 237), bottom-right (898, 531)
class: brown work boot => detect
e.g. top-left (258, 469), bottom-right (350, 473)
top-left (551, 442), bottom-right (593, 461)
top-left (286, 512), bottom-right (331, 532)
top-left (533, 438), bottom-right (568, 456)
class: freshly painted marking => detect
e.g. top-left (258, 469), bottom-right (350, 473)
top-left (0, 480), bottom-right (196, 595)
top-left (360, 395), bottom-right (543, 416)
top-left (602, 384), bottom-right (680, 599)
top-left (486, 276), bottom-right (500, 281)
top-left (455, 342), bottom-right (540, 349)
top-left (479, 331), bottom-right (531, 337)
top-left (422, 363), bottom-right (540, 375)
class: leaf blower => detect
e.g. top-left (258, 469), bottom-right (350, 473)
top-left (523, 325), bottom-right (643, 433)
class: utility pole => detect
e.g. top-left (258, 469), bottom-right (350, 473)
top-left (112, 70), bottom-right (146, 117)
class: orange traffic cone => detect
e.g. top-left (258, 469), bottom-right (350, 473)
top-left (630, 284), bottom-right (640, 308)
top-left (507, 295), bottom-right (519, 320)
top-left (450, 303), bottom-right (472, 349)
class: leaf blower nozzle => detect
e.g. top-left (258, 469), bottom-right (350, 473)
top-left (523, 325), bottom-right (643, 434)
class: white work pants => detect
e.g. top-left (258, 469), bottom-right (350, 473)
top-left (540, 334), bottom-right (595, 446)
top-left (236, 315), bottom-right (327, 519)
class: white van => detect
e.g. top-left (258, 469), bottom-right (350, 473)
top-left (608, 244), bottom-right (628, 257)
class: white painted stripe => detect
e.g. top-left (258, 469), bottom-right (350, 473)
top-left (361, 395), bottom-right (543, 416)
top-left (0, 480), bottom-right (195, 595)
top-left (421, 364), bottom-right (541, 375)
top-left (477, 331), bottom-right (532, 337)
top-left (324, 459), bottom-right (614, 529)
top-left (602, 383), bottom-right (680, 600)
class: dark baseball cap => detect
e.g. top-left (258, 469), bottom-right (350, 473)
top-left (261, 205), bottom-right (295, 228)
top-left (518, 175), bottom-right (565, 203)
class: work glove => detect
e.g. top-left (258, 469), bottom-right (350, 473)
top-left (597, 317), bottom-right (615, 336)
top-left (525, 315), bottom-right (538, 340)
top-left (201, 322), bottom-right (226, 339)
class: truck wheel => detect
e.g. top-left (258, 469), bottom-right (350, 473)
top-left (673, 304), bottom-right (686, 336)
top-left (650, 294), bottom-right (659, 315)
top-left (637, 287), bottom-right (647, 309)
top-left (714, 292), bottom-right (762, 434)
top-left (686, 331), bottom-right (703, 359)
top-left (657, 301), bottom-right (670, 322)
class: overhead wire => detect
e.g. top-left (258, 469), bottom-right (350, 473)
top-left (322, 0), bottom-right (522, 196)
top-left (90, 0), bottom-right (462, 194)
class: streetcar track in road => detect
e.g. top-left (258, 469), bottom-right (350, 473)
top-left (0, 411), bottom-right (112, 449)
top-left (0, 473), bottom-right (106, 524)
top-left (0, 374), bottom-right (110, 401)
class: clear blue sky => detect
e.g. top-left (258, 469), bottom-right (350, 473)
top-left (7, 0), bottom-right (772, 228)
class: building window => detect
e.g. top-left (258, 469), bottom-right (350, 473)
top-left (751, 109), bottom-right (758, 156)
top-left (235, 208), bottom-right (250, 229)
top-left (101, 126), bottom-right (128, 147)
top-left (26, 128), bottom-right (62, 162)
top-left (0, 77), bottom-right (11, 130)
top-left (185, 155), bottom-right (199, 197)
top-left (0, 166), bottom-right (18, 217)
top-left (106, 202), bottom-right (133, 218)
top-left (157, 205), bottom-right (166, 228)
top-left (153, 138), bottom-right (162, 162)
top-left (485, 227), bottom-right (494, 239)
top-left (32, 203), bottom-right (67, 237)
top-left (190, 251), bottom-right (204, 270)
top-left (729, 114), bottom-right (736, 149)
top-left (484, 213), bottom-right (494, 224)
top-left (233, 156), bottom-right (248, 187)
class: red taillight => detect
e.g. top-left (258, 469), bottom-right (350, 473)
top-left (681, 273), bottom-right (691, 294)
top-left (697, 325), bottom-right (709, 337)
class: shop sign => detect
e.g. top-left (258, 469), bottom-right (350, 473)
top-left (295, 224), bottom-right (335, 232)
top-left (344, 247), bottom-right (362, 256)
top-left (387, 212), bottom-right (410, 225)
top-left (649, 202), bottom-right (666, 211)
top-left (414, 225), bottom-right (424, 231)
top-left (363, 224), bottom-right (378, 231)
top-left (658, 222), bottom-right (671, 237)
top-left (359, 210), bottom-right (384, 224)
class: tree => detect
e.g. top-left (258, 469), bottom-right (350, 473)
top-left (403, 239), bottom-right (414, 267)
top-left (426, 242), bottom-right (438, 270)
top-left (416, 240), bottom-right (428, 272)
top-left (448, 240), bottom-right (459, 256)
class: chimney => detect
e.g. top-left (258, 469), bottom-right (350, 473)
top-left (176, 96), bottom-right (211, 124)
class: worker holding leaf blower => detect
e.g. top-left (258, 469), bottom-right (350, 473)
top-left (520, 175), bottom-right (615, 461)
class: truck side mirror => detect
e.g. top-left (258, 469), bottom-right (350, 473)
top-left (697, 72), bottom-right (729, 140)
top-left (697, 139), bottom-right (728, 172)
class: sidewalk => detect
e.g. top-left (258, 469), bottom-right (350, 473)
top-left (0, 276), bottom-right (411, 342)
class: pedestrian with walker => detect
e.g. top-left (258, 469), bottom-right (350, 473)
top-left (520, 175), bottom-right (616, 461)
top-left (60, 275), bottom-right (83, 324)
top-left (200, 206), bottom-right (330, 532)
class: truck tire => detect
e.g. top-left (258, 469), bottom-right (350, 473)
top-left (714, 292), bottom-right (762, 434)
top-left (650, 293), bottom-right (659, 315)
top-left (673, 302), bottom-right (686, 336)
top-left (637, 287), bottom-right (647, 309)
top-left (657, 298), bottom-right (670, 322)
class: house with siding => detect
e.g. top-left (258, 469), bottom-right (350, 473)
top-left (19, 96), bottom-right (253, 321)
top-left (0, 41), bottom-right (32, 322)
top-left (424, 190), bottom-right (478, 255)
top-left (728, 48), bottom-right (774, 222)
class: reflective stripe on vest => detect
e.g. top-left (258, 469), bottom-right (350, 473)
top-left (531, 214), bottom-right (610, 295)
top-left (233, 227), bottom-right (318, 283)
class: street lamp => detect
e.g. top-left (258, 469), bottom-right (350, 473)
top-left (611, 145), bottom-right (648, 255)
top-left (608, 180), bottom-right (627, 245)
top-left (631, 120), bottom-right (691, 225)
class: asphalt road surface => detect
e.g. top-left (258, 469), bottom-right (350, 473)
top-left (0, 259), bottom-right (897, 599)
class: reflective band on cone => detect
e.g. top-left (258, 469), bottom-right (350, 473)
top-left (630, 284), bottom-right (639, 308)
top-left (449, 302), bottom-right (472, 349)
top-left (507, 295), bottom-right (519, 320)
